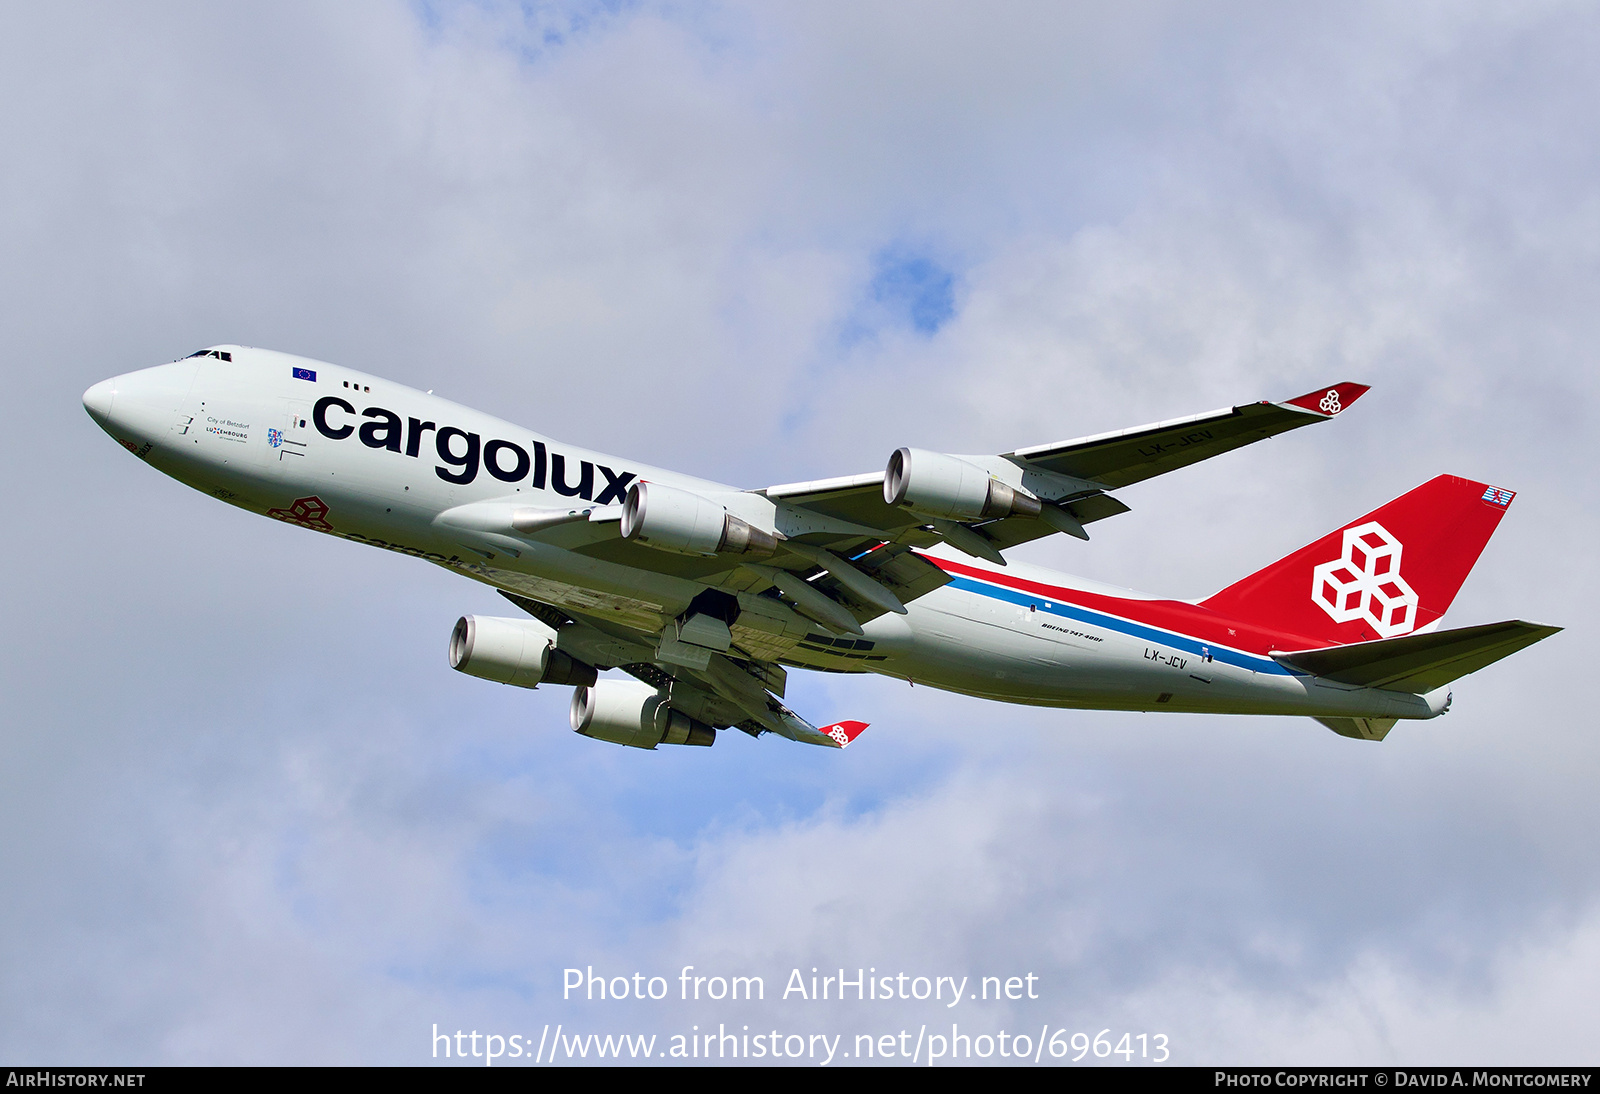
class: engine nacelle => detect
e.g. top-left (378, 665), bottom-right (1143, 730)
top-left (883, 447), bottom-right (1041, 521)
top-left (448, 615), bottom-right (597, 689)
top-left (620, 481), bottom-right (777, 557)
top-left (570, 679), bottom-right (716, 749)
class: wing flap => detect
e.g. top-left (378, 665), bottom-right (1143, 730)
top-left (831, 540), bottom-right (952, 604)
top-left (973, 491), bottom-right (1135, 551)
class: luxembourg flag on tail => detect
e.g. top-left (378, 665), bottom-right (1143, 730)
top-left (820, 721), bottom-right (869, 748)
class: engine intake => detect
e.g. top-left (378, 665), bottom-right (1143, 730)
top-left (570, 679), bottom-right (716, 749)
top-left (883, 447), bottom-right (1041, 522)
top-left (448, 615), bottom-right (597, 689)
top-left (620, 481), bottom-right (778, 557)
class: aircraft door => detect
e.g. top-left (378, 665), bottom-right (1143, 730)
top-left (267, 400), bottom-right (312, 469)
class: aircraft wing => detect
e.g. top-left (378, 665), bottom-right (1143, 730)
top-left (501, 591), bottom-right (865, 748)
top-left (1005, 381), bottom-right (1370, 490)
top-left (445, 493), bottom-right (952, 635)
top-left (1273, 619), bottom-right (1561, 694)
top-left (760, 381), bottom-right (1369, 562)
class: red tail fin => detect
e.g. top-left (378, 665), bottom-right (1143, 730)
top-left (1202, 475), bottom-right (1516, 647)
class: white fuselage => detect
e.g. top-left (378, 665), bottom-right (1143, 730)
top-left (84, 347), bottom-right (1444, 724)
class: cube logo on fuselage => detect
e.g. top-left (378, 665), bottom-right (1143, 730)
top-left (310, 395), bottom-right (636, 502)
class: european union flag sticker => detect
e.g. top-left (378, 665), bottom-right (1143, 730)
top-left (292, 367), bottom-right (317, 382)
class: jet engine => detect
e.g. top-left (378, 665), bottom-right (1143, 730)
top-left (448, 615), bottom-right (597, 689)
top-left (883, 447), bottom-right (1041, 521)
top-left (620, 481), bottom-right (778, 557)
top-left (570, 679), bottom-right (716, 749)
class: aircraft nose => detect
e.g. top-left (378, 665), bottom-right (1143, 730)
top-left (83, 360), bottom-right (200, 453)
top-left (82, 378), bottom-right (117, 428)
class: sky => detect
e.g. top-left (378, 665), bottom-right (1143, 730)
top-left (1, 0), bottom-right (1596, 1066)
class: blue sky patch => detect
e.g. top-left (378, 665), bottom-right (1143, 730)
top-left (412, 0), bottom-right (637, 61)
top-left (869, 250), bottom-right (957, 335)
top-left (837, 247), bottom-right (961, 350)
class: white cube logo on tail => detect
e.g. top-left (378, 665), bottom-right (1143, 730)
top-left (1311, 522), bottom-right (1418, 637)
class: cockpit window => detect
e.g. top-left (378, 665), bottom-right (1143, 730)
top-left (184, 349), bottom-right (233, 361)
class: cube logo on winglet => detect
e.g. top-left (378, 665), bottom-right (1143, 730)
top-left (1285, 381), bottom-right (1370, 417)
top-left (821, 720), bottom-right (869, 748)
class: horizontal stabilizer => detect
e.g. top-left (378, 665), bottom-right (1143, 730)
top-left (1275, 620), bottom-right (1560, 694)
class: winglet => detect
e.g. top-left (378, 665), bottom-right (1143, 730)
top-left (1282, 382), bottom-right (1370, 417)
top-left (820, 720), bottom-right (869, 748)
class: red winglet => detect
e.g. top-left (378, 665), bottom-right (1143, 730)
top-left (1283, 382), bottom-right (1370, 417)
top-left (820, 720), bottom-right (869, 748)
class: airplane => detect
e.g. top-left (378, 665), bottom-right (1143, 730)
top-left (82, 346), bottom-right (1558, 749)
